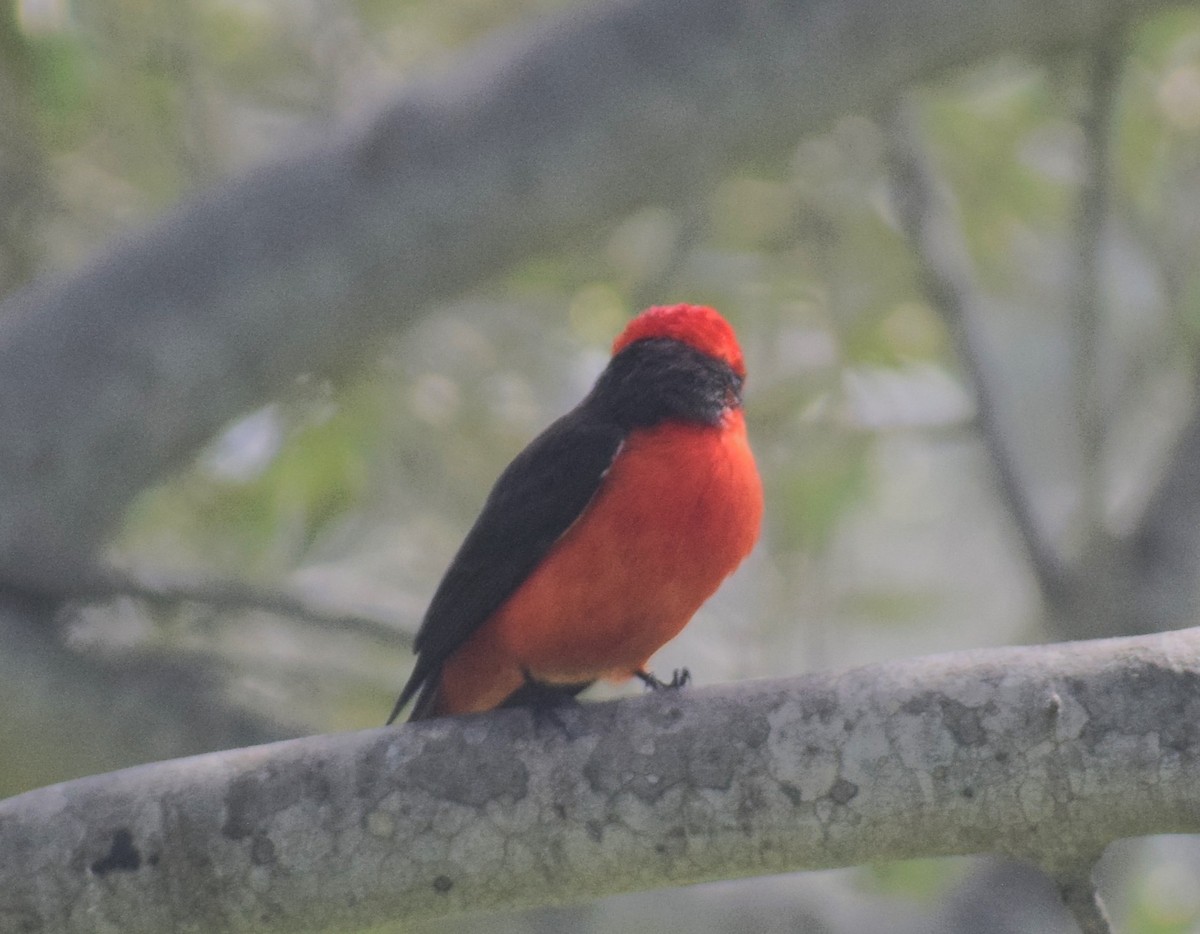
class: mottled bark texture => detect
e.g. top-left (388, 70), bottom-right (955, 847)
top-left (2, 629), bottom-right (1197, 933)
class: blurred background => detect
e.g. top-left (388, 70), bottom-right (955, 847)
top-left (4, 0), bottom-right (1200, 931)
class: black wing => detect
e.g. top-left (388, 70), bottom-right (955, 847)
top-left (388, 401), bottom-right (625, 722)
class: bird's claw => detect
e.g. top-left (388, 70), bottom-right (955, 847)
top-left (636, 667), bottom-right (691, 691)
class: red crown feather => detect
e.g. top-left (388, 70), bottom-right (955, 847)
top-left (611, 304), bottom-right (746, 378)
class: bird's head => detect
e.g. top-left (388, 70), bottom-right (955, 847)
top-left (611, 304), bottom-right (746, 379)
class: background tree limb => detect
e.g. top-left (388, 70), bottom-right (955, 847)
top-left (883, 101), bottom-right (1072, 604)
top-left (0, 0), bottom-right (1169, 591)
top-left (3, 627), bottom-right (1198, 934)
top-left (61, 566), bottom-right (412, 648)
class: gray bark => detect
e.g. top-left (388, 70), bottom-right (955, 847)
top-left (2, 628), bottom-right (1197, 933)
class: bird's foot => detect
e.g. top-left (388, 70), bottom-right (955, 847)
top-left (635, 667), bottom-right (691, 691)
top-left (501, 672), bottom-right (592, 735)
top-left (502, 675), bottom-right (591, 711)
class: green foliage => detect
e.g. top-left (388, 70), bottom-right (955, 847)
top-left (25, 33), bottom-right (93, 145)
top-left (121, 380), bottom-right (381, 575)
top-left (1123, 855), bottom-right (1200, 933)
top-left (862, 858), bottom-right (967, 903)
top-left (922, 63), bottom-right (1073, 291)
top-left (769, 428), bottom-right (872, 554)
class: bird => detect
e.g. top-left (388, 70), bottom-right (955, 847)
top-left (387, 303), bottom-right (763, 722)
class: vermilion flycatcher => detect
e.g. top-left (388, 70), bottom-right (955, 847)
top-left (388, 304), bottom-right (762, 721)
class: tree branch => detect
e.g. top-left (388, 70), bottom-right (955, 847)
top-left (0, 2), bottom-right (46, 296)
top-left (1055, 868), bottom-right (1114, 934)
top-left (3, 628), bottom-right (1199, 933)
top-left (52, 565), bottom-right (413, 647)
top-left (1121, 371), bottom-right (1200, 632)
top-left (1071, 25), bottom-right (1126, 537)
top-left (883, 102), bottom-right (1071, 603)
top-left (0, 0), bottom-right (1173, 590)
top-left (1055, 30), bottom-right (1200, 641)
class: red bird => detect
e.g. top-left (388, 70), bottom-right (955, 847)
top-left (388, 304), bottom-right (763, 722)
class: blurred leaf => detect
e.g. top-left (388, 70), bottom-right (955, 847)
top-left (1125, 855), bottom-right (1200, 934)
top-left (121, 380), bottom-right (383, 575)
top-left (769, 428), bottom-right (872, 553)
top-left (861, 858), bottom-right (967, 903)
top-left (27, 33), bottom-right (93, 146)
top-left (838, 587), bottom-right (944, 625)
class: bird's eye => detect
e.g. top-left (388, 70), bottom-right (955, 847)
top-left (726, 374), bottom-right (744, 407)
